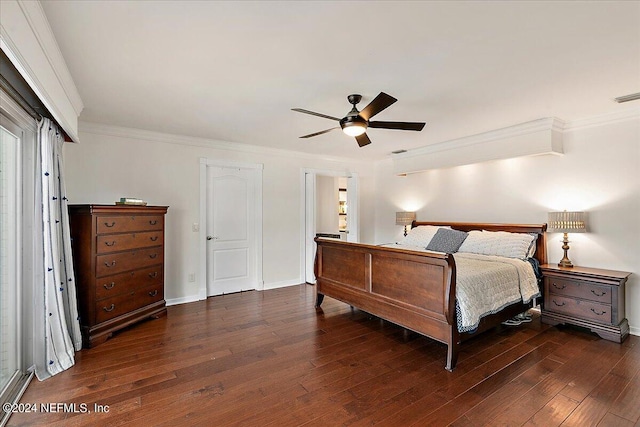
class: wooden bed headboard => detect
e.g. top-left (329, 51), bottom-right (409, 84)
top-left (412, 221), bottom-right (548, 265)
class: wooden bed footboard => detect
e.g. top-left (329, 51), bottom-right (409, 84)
top-left (314, 222), bottom-right (547, 371)
top-left (314, 239), bottom-right (461, 370)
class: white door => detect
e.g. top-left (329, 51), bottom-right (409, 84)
top-left (206, 166), bottom-right (257, 295)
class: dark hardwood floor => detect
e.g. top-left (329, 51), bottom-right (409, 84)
top-left (8, 284), bottom-right (640, 426)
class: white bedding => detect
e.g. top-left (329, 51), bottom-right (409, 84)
top-left (378, 244), bottom-right (540, 332)
top-left (453, 253), bottom-right (539, 332)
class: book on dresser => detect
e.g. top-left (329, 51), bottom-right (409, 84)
top-left (68, 204), bottom-right (168, 348)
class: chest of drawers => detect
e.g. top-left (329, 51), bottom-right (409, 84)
top-left (68, 204), bottom-right (168, 347)
top-left (540, 264), bottom-right (630, 343)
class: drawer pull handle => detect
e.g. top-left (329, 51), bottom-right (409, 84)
top-left (591, 308), bottom-right (607, 316)
top-left (552, 283), bottom-right (566, 290)
top-left (103, 282), bottom-right (115, 290)
top-left (148, 290), bottom-right (158, 297)
top-left (149, 220), bottom-right (158, 225)
top-left (103, 304), bottom-right (115, 312)
top-left (552, 300), bottom-right (566, 307)
top-left (104, 221), bottom-right (116, 228)
top-left (105, 241), bottom-right (116, 246)
top-left (149, 272), bottom-right (158, 278)
top-left (104, 261), bottom-right (116, 267)
top-left (591, 290), bottom-right (606, 297)
top-left (149, 253), bottom-right (158, 259)
top-left (150, 236), bottom-right (159, 242)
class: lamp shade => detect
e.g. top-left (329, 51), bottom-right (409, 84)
top-left (395, 211), bottom-right (416, 226)
top-left (547, 211), bottom-right (587, 233)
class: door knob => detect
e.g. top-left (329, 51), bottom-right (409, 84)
top-left (207, 236), bottom-right (219, 240)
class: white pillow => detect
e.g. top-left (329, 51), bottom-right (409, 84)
top-left (397, 225), bottom-right (450, 248)
top-left (458, 230), bottom-right (537, 259)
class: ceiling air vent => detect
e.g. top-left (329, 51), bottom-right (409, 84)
top-left (614, 92), bottom-right (640, 103)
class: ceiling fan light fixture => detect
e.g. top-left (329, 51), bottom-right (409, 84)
top-left (340, 115), bottom-right (368, 137)
top-left (342, 123), bottom-right (367, 137)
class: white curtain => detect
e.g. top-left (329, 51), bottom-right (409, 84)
top-left (34, 118), bottom-right (82, 380)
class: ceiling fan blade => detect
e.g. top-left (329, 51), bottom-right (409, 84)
top-left (359, 92), bottom-right (397, 121)
top-left (369, 121), bottom-right (426, 131)
top-left (355, 133), bottom-right (372, 147)
top-left (292, 108), bottom-right (341, 121)
top-left (299, 127), bottom-right (339, 139)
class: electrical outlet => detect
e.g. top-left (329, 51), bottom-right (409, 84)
top-left (188, 273), bottom-right (195, 282)
top-left (192, 223), bottom-right (199, 232)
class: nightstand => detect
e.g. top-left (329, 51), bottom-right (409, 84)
top-left (540, 264), bottom-right (631, 343)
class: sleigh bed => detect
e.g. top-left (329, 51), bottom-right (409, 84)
top-left (314, 221), bottom-right (547, 371)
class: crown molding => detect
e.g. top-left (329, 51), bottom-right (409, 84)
top-left (392, 117), bottom-right (565, 174)
top-left (17, 1), bottom-right (83, 115)
top-left (0, 0), bottom-right (83, 142)
top-left (394, 117), bottom-right (565, 160)
top-left (391, 107), bottom-right (640, 175)
top-left (563, 106), bottom-right (640, 131)
top-left (79, 106), bottom-right (640, 171)
top-left (78, 121), bottom-right (365, 165)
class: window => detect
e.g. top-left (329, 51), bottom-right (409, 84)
top-left (0, 120), bottom-right (20, 398)
top-left (0, 97), bottom-right (36, 426)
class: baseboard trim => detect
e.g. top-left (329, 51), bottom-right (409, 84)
top-left (166, 280), bottom-right (305, 304)
top-left (261, 279), bottom-right (304, 291)
top-left (165, 295), bottom-right (200, 306)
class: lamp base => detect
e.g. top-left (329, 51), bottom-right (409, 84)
top-left (558, 232), bottom-right (574, 268)
top-left (558, 259), bottom-right (574, 268)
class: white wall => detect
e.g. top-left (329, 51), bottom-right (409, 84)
top-left (63, 124), bottom-right (376, 303)
top-left (373, 117), bottom-right (640, 335)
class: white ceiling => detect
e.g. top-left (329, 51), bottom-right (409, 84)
top-left (41, 1), bottom-right (640, 160)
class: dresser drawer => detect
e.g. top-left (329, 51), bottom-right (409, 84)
top-left (95, 266), bottom-right (164, 301)
top-left (97, 215), bottom-right (163, 234)
top-left (96, 231), bottom-right (163, 254)
top-left (545, 294), bottom-right (612, 324)
top-left (95, 284), bottom-right (165, 323)
top-left (96, 247), bottom-right (164, 277)
top-left (545, 277), bottom-right (611, 304)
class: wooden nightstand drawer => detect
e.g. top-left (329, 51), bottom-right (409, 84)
top-left (545, 294), bottom-right (611, 324)
top-left (545, 277), bottom-right (611, 304)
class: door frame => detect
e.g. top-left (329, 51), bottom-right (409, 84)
top-left (300, 168), bottom-right (359, 284)
top-left (198, 158), bottom-right (263, 300)
top-left (0, 88), bottom-right (37, 417)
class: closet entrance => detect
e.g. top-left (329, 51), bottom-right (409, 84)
top-left (302, 170), bottom-right (358, 284)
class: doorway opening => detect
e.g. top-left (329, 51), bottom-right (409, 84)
top-left (301, 169), bottom-right (358, 284)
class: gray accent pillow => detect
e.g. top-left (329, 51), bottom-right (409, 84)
top-left (426, 228), bottom-right (468, 253)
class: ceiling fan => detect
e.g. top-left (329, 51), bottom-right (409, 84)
top-left (292, 92), bottom-right (425, 147)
